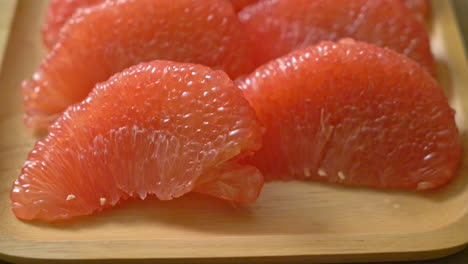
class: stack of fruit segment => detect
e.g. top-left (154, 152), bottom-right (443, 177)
top-left (238, 0), bottom-right (434, 74)
top-left (26, 0), bottom-right (256, 130)
top-left (11, 0), bottom-right (460, 222)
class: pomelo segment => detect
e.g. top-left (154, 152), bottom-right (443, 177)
top-left (41, 0), bottom-right (256, 50)
top-left (237, 39), bottom-right (460, 191)
top-left (41, 0), bottom-right (103, 49)
top-left (12, 61), bottom-right (264, 221)
top-left (230, 0), bottom-right (259, 12)
top-left (402, 0), bottom-right (431, 24)
top-left (23, 0), bottom-right (255, 130)
top-left (238, 0), bottom-right (435, 75)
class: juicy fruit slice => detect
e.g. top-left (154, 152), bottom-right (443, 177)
top-left (402, 0), bottom-right (431, 24)
top-left (41, 0), bottom-right (103, 49)
top-left (23, 0), bottom-right (255, 130)
top-left (237, 39), bottom-right (460, 190)
top-left (12, 61), bottom-right (264, 221)
top-left (41, 0), bottom-right (253, 50)
top-left (238, 0), bottom-right (435, 75)
top-left (230, 0), bottom-right (259, 12)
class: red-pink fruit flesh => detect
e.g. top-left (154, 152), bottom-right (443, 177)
top-left (402, 0), bottom-right (431, 24)
top-left (239, 0), bottom-right (435, 75)
top-left (23, 0), bottom-right (255, 130)
top-left (12, 60), bottom-right (264, 221)
top-left (230, 0), bottom-right (259, 12)
top-left (237, 39), bottom-right (460, 191)
top-left (41, 0), bottom-right (103, 49)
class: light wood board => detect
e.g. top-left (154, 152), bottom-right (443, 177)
top-left (0, 0), bottom-right (17, 71)
top-left (1, 0), bottom-right (468, 263)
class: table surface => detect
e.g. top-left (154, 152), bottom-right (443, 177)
top-left (2, 1), bottom-right (468, 263)
top-left (1, 249), bottom-right (468, 264)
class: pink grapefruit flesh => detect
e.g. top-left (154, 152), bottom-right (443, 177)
top-left (12, 60), bottom-right (264, 221)
top-left (238, 0), bottom-right (435, 75)
top-left (23, 0), bottom-right (255, 131)
top-left (41, 0), bottom-right (103, 49)
top-left (237, 39), bottom-right (460, 190)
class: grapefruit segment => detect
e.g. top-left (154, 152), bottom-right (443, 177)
top-left (230, 0), bottom-right (259, 12)
top-left (238, 0), bottom-right (435, 75)
top-left (42, 0), bottom-right (258, 50)
top-left (41, 0), bottom-right (103, 49)
top-left (12, 61), bottom-right (264, 221)
top-left (403, 0), bottom-right (431, 24)
top-left (24, 0), bottom-right (255, 130)
top-left (237, 39), bottom-right (460, 190)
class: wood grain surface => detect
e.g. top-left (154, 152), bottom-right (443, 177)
top-left (0, 0), bottom-right (17, 70)
top-left (1, 0), bottom-right (468, 263)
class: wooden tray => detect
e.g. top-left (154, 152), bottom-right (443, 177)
top-left (0, 0), bottom-right (17, 70)
top-left (1, 1), bottom-right (468, 263)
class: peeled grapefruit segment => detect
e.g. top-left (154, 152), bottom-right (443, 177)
top-left (237, 39), bottom-right (460, 191)
top-left (41, 0), bottom-right (103, 49)
top-left (230, 0), bottom-right (259, 12)
top-left (41, 0), bottom-right (258, 50)
top-left (24, 0), bottom-right (255, 130)
top-left (402, 0), bottom-right (431, 24)
top-left (238, 0), bottom-right (435, 75)
top-left (12, 60), bottom-right (264, 221)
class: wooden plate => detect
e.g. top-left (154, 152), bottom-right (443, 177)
top-left (1, 0), bottom-right (468, 263)
top-left (0, 0), bottom-right (17, 70)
